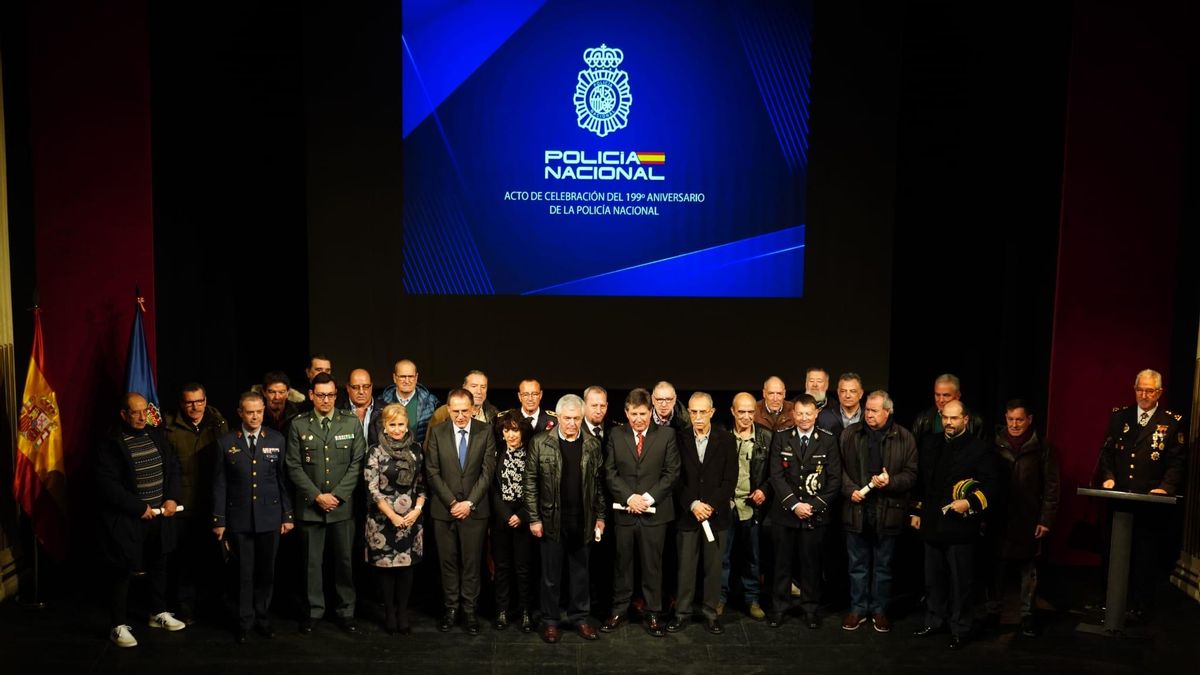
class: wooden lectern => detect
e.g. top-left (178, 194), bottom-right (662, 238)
top-left (1075, 486), bottom-right (1178, 637)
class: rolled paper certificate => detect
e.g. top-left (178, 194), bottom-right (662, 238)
top-left (856, 484), bottom-right (873, 498)
top-left (612, 502), bottom-right (657, 514)
top-left (152, 505), bottom-right (185, 516)
top-left (701, 520), bottom-right (715, 543)
top-left (594, 526), bottom-right (603, 542)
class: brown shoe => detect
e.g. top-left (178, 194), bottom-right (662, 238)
top-left (749, 603), bottom-right (766, 621)
top-left (541, 625), bottom-right (561, 644)
top-left (600, 614), bottom-right (626, 633)
top-left (577, 624), bottom-right (599, 641)
top-left (842, 613), bottom-right (867, 631)
top-left (872, 613), bottom-right (891, 633)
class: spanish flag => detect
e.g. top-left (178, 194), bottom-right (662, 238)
top-left (13, 308), bottom-right (68, 561)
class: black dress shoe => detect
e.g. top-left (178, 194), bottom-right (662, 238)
top-left (299, 618), bottom-right (316, 634)
top-left (494, 611), bottom-right (509, 631)
top-left (705, 619), bottom-right (724, 635)
top-left (645, 615), bottom-right (666, 638)
top-left (912, 625), bottom-right (945, 637)
top-left (601, 614), bottom-right (626, 633)
top-left (666, 615), bottom-right (688, 633)
top-left (805, 614), bottom-right (820, 629)
top-left (439, 610), bottom-right (458, 632)
top-left (767, 614), bottom-right (784, 628)
top-left (397, 623), bottom-right (411, 636)
top-left (465, 616), bottom-right (481, 635)
top-left (948, 634), bottom-right (965, 650)
top-left (337, 617), bottom-right (359, 634)
top-left (255, 623), bottom-right (276, 639)
top-left (520, 610), bottom-right (534, 633)
top-left (1020, 616), bottom-right (1038, 638)
top-left (235, 628), bottom-right (248, 644)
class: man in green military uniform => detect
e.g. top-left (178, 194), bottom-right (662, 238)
top-left (285, 372), bottom-right (366, 634)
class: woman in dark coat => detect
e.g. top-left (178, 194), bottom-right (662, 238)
top-left (490, 412), bottom-right (537, 632)
top-left (364, 403), bottom-right (427, 634)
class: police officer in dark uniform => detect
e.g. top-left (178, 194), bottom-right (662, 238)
top-left (765, 393), bottom-right (841, 629)
top-left (285, 372), bottom-right (366, 634)
top-left (1098, 369), bottom-right (1187, 616)
top-left (213, 391), bottom-right (294, 642)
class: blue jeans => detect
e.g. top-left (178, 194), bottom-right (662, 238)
top-left (721, 516), bottom-right (761, 605)
top-left (845, 528), bottom-right (896, 615)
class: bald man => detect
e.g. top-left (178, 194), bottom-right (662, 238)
top-left (754, 376), bottom-right (794, 433)
top-left (339, 368), bottom-right (382, 447)
top-left (720, 392), bottom-right (773, 620)
top-left (378, 359), bottom-right (440, 444)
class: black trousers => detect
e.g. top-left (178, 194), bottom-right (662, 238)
top-left (770, 523), bottom-right (826, 615)
top-left (492, 513), bottom-right (536, 613)
top-left (433, 517), bottom-right (487, 615)
top-left (540, 525), bottom-right (592, 627)
top-left (612, 521), bottom-right (667, 614)
top-left (111, 517), bottom-right (167, 626)
top-left (676, 527), bottom-right (725, 620)
top-left (229, 530), bottom-right (280, 630)
top-left (168, 514), bottom-right (221, 618)
top-left (924, 541), bottom-right (974, 637)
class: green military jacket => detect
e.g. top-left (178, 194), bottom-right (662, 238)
top-left (285, 409), bottom-right (366, 523)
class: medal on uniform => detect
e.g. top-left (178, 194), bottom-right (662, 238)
top-left (1122, 423), bottom-right (1130, 434)
top-left (227, 445), bottom-right (240, 455)
top-left (1150, 451), bottom-right (1161, 461)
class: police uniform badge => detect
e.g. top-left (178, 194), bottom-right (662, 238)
top-left (575, 44), bottom-right (632, 137)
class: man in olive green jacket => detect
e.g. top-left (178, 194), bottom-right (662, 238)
top-left (285, 373), bottom-right (366, 634)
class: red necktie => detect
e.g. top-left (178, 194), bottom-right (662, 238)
top-left (636, 431), bottom-right (644, 457)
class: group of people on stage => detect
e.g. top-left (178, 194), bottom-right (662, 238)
top-left (95, 359), bottom-right (1187, 651)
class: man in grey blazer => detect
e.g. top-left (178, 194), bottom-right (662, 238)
top-left (601, 388), bottom-right (681, 637)
top-left (425, 388), bottom-right (497, 634)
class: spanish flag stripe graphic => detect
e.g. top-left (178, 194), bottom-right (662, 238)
top-left (636, 152), bottom-right (666, 165)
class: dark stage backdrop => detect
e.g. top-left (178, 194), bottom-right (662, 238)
top-left (304, 1), bottom-right (896, 394)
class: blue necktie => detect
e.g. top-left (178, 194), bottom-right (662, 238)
top-left (458, 429), bottom-right (468, 468)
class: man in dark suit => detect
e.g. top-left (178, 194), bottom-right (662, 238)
top-left (602, 388), bottom-right (681, 637)
top-left (285, 373), bottom-right (366, 634)
top-left (911, 400), bottom-right (995, 649)
top-left (425, 387), bottom-right (498, 634)
top-left (513, 378), bottom-right (557, 433)
top-left (766, 394), bottom-right (841, 629)
top-left (212, 391), bottom-right (295, 642)
top-left (1098, 368), bottom-right (1188, 617)
top-left (583, 385), bottom-right (618, 443)
top-left (669, 392), bottom-right (738, 635)
top-left (96, 393), bottom-right (186, 648)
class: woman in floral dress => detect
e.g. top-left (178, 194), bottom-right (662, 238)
top-left (364, 403), bottom-right (426, 634)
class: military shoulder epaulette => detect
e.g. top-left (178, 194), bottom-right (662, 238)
top-left (1166, 410), bottom-right (1182, 421)
top-left (1112, 406), bottom-right (1128, 413)
top-left (546, 410), bottom-right (557, 417)
top-left (816, 427), bottom-right (833, 436)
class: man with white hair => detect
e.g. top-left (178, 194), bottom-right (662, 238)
top-left (524, 394), bottom-right (607, 643)
top-left (1098, 369), bottom-right (1187, 618)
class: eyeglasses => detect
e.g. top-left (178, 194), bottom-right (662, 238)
top-left (183, 398), bottom-right (207, 407)
top-left (653, 397), bottom-right (674, 404)
top-left (312, 392), bottom-right (337, 400)
top-left (347, 384), bottom-right (372, 391)
top-left (395, 375), bottom-right (416, 380)
top-left (1134, 387), bottom-right (1161, 395)
top-left (518, 392), bottom-right (541, 399)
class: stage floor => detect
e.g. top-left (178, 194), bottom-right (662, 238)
top-left (1, 574), bottom-right (1194, 674)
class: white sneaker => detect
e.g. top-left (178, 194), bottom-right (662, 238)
top-left (110, 625), bottom-right (138, 647)
top-left (148, 612), bottom-right (186, 631)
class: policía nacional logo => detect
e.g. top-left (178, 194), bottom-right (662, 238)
top-left (574, 43), bottom-right (632, 137)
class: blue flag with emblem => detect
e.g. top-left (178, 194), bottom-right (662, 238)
top-left (123, 290), bottom-right (162, 426)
